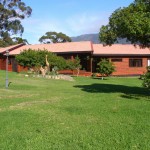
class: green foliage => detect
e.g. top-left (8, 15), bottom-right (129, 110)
top-left (12, 37), bottom-right (29, 45)
top-left (66, 56), bottom-right (82, 76)
top-left (51, 66), bottom-right (59, 76)
top-left (53, 56), bottom-right (67, 70)
top-left (97, 59), bottom-right (115, 78)
top-left (99, 0), bottom-right (150, 48)
top-left (16, 49), bottom-right (67, 70)
top-left (66, 60), bottom-right (75, 70)
top-left (0, 0), bottom-right (32, 47)
top-left (16, 49), bottom-right (40, 68)
top-left (143, 66), bottom-right (150, 89)
top-left (0, 36), bottom-right (29, 47)
top-left (0, 36), bottom-right (14, 47)
top-left (66, 56), bottom-right (82, 70)
top-left (39, 31), bottom-right (72, 44)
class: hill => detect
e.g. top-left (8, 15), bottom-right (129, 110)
top-left (71, 33), bottom-right (99, 43)
top-left (71, 33), bottom-right (131, 44)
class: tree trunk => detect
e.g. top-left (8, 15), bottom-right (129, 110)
top-left (76, 68), bottom-right (80, 77)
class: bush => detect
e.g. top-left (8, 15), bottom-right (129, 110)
top-left (143, 66), bottom-right (150, 89)
top-left (16, 49), bottom-right (67, 71)
top-left (66, 56), bottom-right (81, 76)
top-left (97, 59), bottom-right (115, 79)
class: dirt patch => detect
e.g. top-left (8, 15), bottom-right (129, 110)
top-left (0, 94), bottom-right (39, 100)
top-left (9, 100), bottom-right (49, 110)
top-left (9, 97), bottom-right (60, 110)
top-left (0, 97), bottom-right (60, 112)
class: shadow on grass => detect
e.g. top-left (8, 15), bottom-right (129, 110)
top-left (74, 83), bottom-right (150, 100)
top-left (92, 77), bottom-right (108, 80)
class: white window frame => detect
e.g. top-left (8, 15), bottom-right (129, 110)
top-left (148, 59), bottom-right (150, 66)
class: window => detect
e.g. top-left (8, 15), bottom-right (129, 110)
top-left (129, 59), bottom-right (143, 67)
top-left (111, 58), bottom-right (122, 62)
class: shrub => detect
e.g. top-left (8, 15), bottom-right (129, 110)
top-left (66, 56), bottom-right (81, 76)
top-left (97, 59), bottom-right (115, 79)
top-left (16, 49), bottom-right (67, 72)
top-left (143, 66), bottom-right (150, 89)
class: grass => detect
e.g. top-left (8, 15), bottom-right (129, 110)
top-left (0, 71), bottom-right (150, 150)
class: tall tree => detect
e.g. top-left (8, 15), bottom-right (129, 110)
top-left (99, 0), bottom-right (150, 48)
top-left (13, 37), bottom-right (29, 45)
top-left (0, 0), bottom-right (32, 47)
top-left (0, 35), bottom-right (14, 47)
top-left (39, 31), bottom-right (72, 44)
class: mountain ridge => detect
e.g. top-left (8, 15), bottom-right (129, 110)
top-left (71, 33), bottom-right (131, 44)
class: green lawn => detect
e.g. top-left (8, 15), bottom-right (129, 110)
top-left (0, 71), bottom-right (150, 150)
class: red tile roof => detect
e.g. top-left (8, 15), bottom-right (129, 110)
top-left (9, 41), bottom-right (93, 55)
top-left (0, 43), bottom-right (24, 54)
top-left (1, 42), bottom-right (150, 56)
top-left (93, 44), bottom-right (150, 56)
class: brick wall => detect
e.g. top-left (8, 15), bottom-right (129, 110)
top-left (0, 57), bottom-right (28, 72)
top-left (18, 65), bottom-right (28, 72)
top-left (59, 69), bottom-right (92, 76)
top-left (0, 57), bottom-right (17, 72)
top-left (0, 58), bottom-right (12, 71)
top-left (0, 58), bottom-right (5, 70)
top-left (1, 56), bottom-right (149, 76)
top-left (111, 57), bottom-right (149, 76)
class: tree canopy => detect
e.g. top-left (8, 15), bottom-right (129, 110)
top-left (0, 36), bottom-right (29, 47)
top-left (39, 32), bottom-right (72, 44)
top-left (0, 0), bottom-right (32, 47)
top-left (16, 49), bottom-right (67, 70)
top-left (99, 0), bottom-right (150, 48)
top-left (12, 37), bottom-right (29, 45)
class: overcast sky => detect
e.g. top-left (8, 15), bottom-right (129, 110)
top-left (21, 0), bottom-right (133, 44)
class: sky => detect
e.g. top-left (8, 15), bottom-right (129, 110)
top-left (21, 0), bottom-right (134, 44)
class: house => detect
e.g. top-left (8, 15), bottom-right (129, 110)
top-left (93, 44), bottom-right (150, 76)
top-left (0, 41), bottom-right (150, 76)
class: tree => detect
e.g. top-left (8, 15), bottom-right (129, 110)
top-left (16, 49), bottom-right (41, 68)
top-left (39, 31), bottom-right (72, 44)
top-left (0, 36), bottom-right (29, 47)
top-left (0, 35), bottom-right (14, 47)
top-left (67, 56), bottom-right (81, 76)
top-left (0, 0), bottom-right (32, 47)
top-left (12, 37), bottom-right (29, 45)
top-left (97, 59), bottom-right (115, 80)
top-left (53, 56), bottom-right (67, 71)
top-left (99, 0), bottom-right (150, 48)
top-left (16, 49), bottom-right (67, 75)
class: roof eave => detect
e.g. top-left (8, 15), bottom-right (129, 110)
top-left (93, 54), bottom-right (150, 57)
top-left (1, 43), bottom-right (25, 55)
top-left (54, 51), bottom-right (92, 54)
